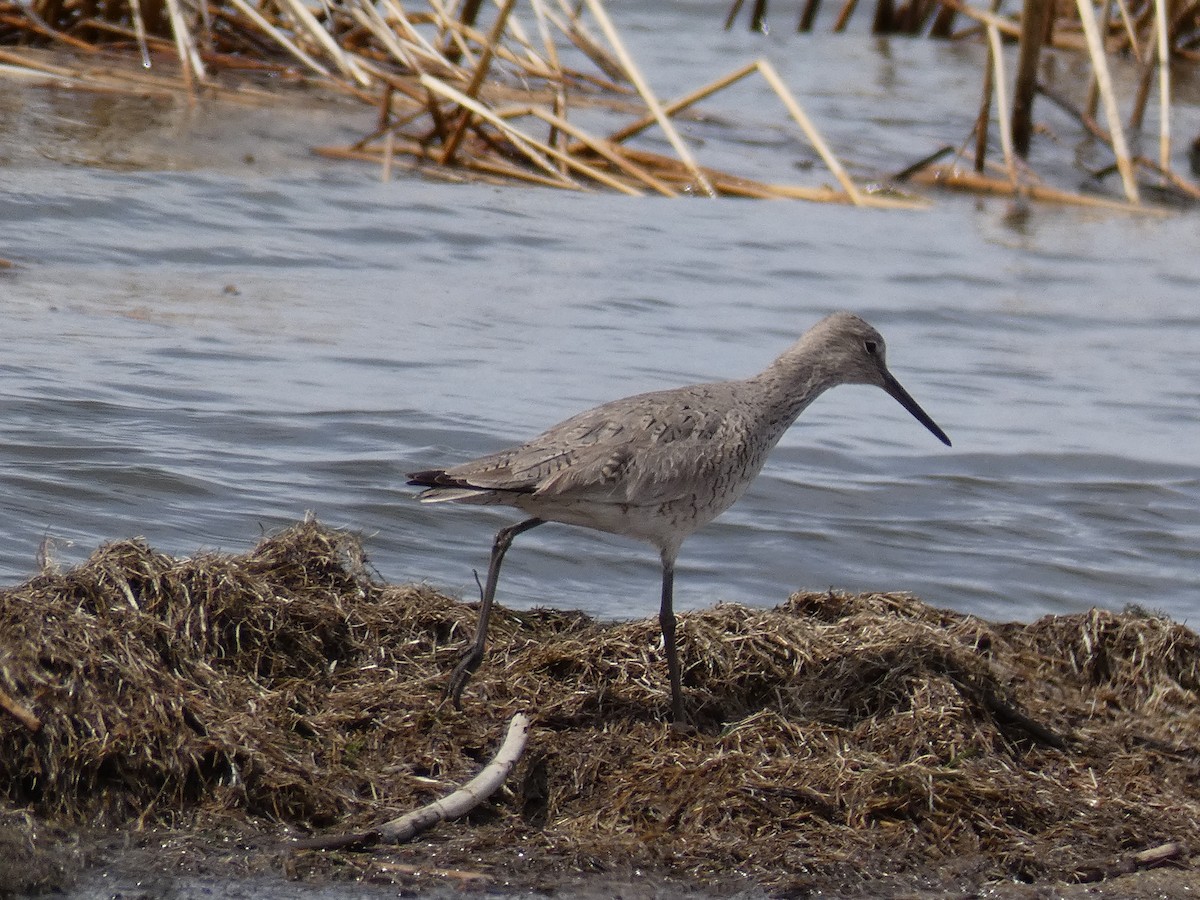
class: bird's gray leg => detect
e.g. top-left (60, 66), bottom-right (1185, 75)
top-left (658, 550), bottom-right (685, 724)
top-left (446, 516), bottom-right (545, 708)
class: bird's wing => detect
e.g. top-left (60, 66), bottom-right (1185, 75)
top-left (447, 385), bottom-right (745, 505)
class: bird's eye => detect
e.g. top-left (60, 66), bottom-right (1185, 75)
top-left (864, 340), bottom-right (878, 355)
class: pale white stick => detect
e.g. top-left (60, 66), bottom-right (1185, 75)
top-left (1153, 0), bottom-right (1170, 172)
top-left (526, 106), bottom-right (675, 195)
top-left (378, 713), bottom-right (531, 843)
top-left (421, 74), bottom-right (582, 187)
top-left (348, 0), bottom-right (418, 72)
top-left (1074, 0), bottom-right (1139, 201)
top-left (224, 0), bottom-right (331, 76)
top-left (579, 0), bottom-right (716, 196)
top-left (277, 0), bottom-right (371, 86)
top-left (379, 0), bottom-right (458, 75)
top-left (755, 58), bottom-right (866, 206)
top-left (1112, 0), bottom-right (1141, 59)
top-left (129, 0), bottom-right (151, 68)
top-left (985, 24), bottom-right (1018, 187)
top-left (163, 0), bottom-right (205, 86)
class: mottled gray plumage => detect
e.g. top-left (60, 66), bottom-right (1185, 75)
top-left (409, 311), bottom-right (950, 723)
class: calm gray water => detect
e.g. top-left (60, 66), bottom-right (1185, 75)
top-left (0, 2), bottom-right (1197, 631)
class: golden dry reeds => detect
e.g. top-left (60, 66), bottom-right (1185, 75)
top-left (0, 0), bottom-right (896, 204)
top-left (3, 0), bottom-right (1195, 206)
top-left (1, 518), bottom-right (1197, 894)
top-left (731, 0), bottom-right (1200, 204)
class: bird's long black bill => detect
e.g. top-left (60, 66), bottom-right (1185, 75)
top-left (882, 371), bottom-right (951, 447)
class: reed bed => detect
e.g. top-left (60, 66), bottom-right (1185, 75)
top-left (1, 0), bottom-right (1198, 206)
top-left (735, 0), bottom-right (1200, 205)
top-left (0, 518), bottom-right (1197, 895)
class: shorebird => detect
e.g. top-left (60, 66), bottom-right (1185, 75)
top-left (408, 312), bottom-right (951, 723)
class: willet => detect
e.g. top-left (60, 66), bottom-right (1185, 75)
top-left (408, 311), bottom-right (951, 723)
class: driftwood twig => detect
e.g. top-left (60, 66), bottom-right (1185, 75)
top-left (1072, 841), bottom-right (1184, 883)
top-left (289, 712), bottom-right (531, 852)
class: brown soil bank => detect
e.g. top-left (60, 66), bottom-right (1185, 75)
top-left (0, 519), bottom-right (1196, 897)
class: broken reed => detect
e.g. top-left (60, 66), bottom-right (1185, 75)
top-left (0, 0), bottom-right (1196, 205)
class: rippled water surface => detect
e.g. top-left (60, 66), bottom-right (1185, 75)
top-left (0, 2), bottom-right (1197, 628)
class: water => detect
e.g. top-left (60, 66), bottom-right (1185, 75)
top-left (0, 3), bottom-right (1197, 631)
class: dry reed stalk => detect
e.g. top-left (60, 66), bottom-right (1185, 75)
top-left (475, 0), bottom-right (547, 74)
top-left (1153, 0), bottom-right (1170, 172)
top-left (420, 73), bottom-right (584, 188)
top-left (443, 19), bottom-right (561, 80)
top-left (223, 0), bottom-right (332, 76)
top-left (832, 0), bottom-right (860, 29)
top-left (526, 107), bottom-right (677, 195)
top-left (1129, 27), bottom-right (1157, 130)
top-left (548, 0), bottom-right (625, 82)
top-left (1074, 0), bottom-right (1139, 201)
top-left (0, 48), bottom-right (291, 101)
top-left (78, 19), bottom-right (174, 49)
top-left (1134, 155), bottom-right (1200, 198)
top-left (379, 0), bottom-right (458, 76)
top-left (1037, 79), bottom-right (1196, 201)
top-left (128, 0), bottom-right (151, 68)
top-left (465, 153), bottom-right (605, 187)
top-left (931, 0), bottom-right (1020, 38)
top-left (640, 164), bottom-right (782, 198)
top-left (441, 0), bottom-right (518, 164)
top-left (1079, 0), bottom-right (1116, 120)
top-left (276, 0), bottom-right (371, 86)
top-left (313, 142), bottom-right (480, 182)
top-left (600, 145), bottom-right (779, 196)
top-left (346, 0), bottom-right (421, 73)
top-left (484, 106), bottom-right (648, 194)
top-left (354, 79), bottom-right (430, 146)
top-left (755, 58), bottom-right (867, 205)
top-left (757, 179), bottom-right (926, 207)
top-left (528, 0), bottom-right (568, 158)
top-left (579, 0), bottom-right (717, 197)
top-left (613, 144), bottom-right (927, 205)
top-left (162, 0), bottom-right (203, 89)
top-left (912, 165), bottom-right (1161, 211)
top-left (427, 0), bottom-right (477, 65)
top-left (985, 24), bottom-right (1018, 188)
top-left (429, 8), bottom-right (560, 80)
top-left (4, 7), bottom-right (101, 52)
top-left (1111, 0), bottom-right (1142, 58)
top-left (973, 10), bottom-right (995, 172)
top-left (1011, 0), bottom-right (1051, 157)
top-left (602, 60), bottom-right (758, 147)
top-left (0, 47), bottom-right (87, 77)
top-left (382, 128), bottom-right (396, 181)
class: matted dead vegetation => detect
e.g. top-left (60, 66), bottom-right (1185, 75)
top-left (0, 518), bottom-right (1197, 896)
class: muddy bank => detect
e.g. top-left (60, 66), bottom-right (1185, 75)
top-left (1, 520), bottom-right (1196, 897)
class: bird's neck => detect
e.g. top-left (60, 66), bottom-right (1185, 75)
top-left (748, 348), bottom-right (840, 435)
